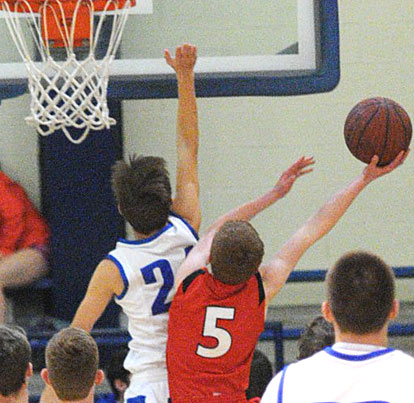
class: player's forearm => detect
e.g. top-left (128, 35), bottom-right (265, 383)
top-left (306, 151), bottom-right (408, 243)
top-left (176, 186), bottom-right (282, 284)
top-left (71, 303), bottom-right (96, 333)
top-left (196, 186), bottom-right (283, 247)
top-left (176, 70), bottom-right (198, 147)
top-left (222, 186), bottom-right (288, 224)
top-left (263, 175), bottom-right (369, 299)
top-left (300, 174), bottom-right (368, 246)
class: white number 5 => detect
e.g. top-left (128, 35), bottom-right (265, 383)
top-left (196, 306), bottom-right (235, 358)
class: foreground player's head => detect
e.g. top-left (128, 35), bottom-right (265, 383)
top-left (297, 315), bottom-right (334, 360)
top-left (324, 251), bottom-right (397, 335)
top-left (210, 221), bottom-right (264, 285)
top-left (0, 325), bottom-right (32, 402)
top-left (41, 327), bottom-right (104, 402)
top-left (111, 155), bottom-right (172, 235)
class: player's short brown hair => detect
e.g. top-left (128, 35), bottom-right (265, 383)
top-left (326, 251), bottom-right (395, 334)
top-left (297, 315), bottom-right (334, 360)
top-left (210, 221), bottom-right (264, 285)
top-left (0, 326), bottom-right (31, 397)
top-left (45, 327), bottom-right (99, 401)
top-left (111, 155), bottom-right (172, 235)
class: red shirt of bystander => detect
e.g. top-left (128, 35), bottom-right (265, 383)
top-left (0, 171), bottom-right (49, 256)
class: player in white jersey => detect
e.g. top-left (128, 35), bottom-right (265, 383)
top-left (262, 249), bottom-right (414, 403)
top-left (264, 344), bottom-right (414, 403)
top-left (71, 43), bottom-right (201, 403)
top-left (107, 213), bottom-right (198, 399)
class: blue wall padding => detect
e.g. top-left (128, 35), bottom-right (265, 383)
top-left (0, 83), bottom-right (26, 102)
top-left (39, 101), bottom-right (124, 327)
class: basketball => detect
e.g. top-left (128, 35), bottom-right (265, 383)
top-left (344, 97), bottom-right (412, 166)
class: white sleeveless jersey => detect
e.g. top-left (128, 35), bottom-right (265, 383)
top-left (261, 345), bottom-right (414, 403)
top-left (107, 213), bottom-right (198, 381)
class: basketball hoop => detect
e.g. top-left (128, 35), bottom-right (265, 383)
top-left (0, 0), bottom-right (134, 143)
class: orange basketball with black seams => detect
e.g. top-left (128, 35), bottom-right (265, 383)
top-left (344, 97), bottom-right (412, 166)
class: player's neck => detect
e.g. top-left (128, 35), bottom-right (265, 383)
top-left (335, 327), bottom-right (388, 347)
top-left (59, 399), bottom-right (94, 403)
top-left (134, 230), bottom-right (157, 240)
top-left (133, 226), bottom-right (165, 240)
top-left (59, 390), bottom-right (95, 403)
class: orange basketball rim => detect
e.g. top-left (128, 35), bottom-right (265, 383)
top-left (0, 0), bottom-right (135, 143)
top-left (0, 0), bottom-right (135, 48)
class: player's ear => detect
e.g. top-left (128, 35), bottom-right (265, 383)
top-left (40, 368), bottom-right (51, 386)
top-left (389, 299), bottom-right (399, 320)
top-left (321, 301), bottom-right (334, 323)
top-left (95, 369), bottom-right (105, 386)
top-left (26, 362), bottom-right (33, 379)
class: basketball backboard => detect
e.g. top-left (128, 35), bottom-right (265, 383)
top-left (0, 0), bottom-right (339, 100)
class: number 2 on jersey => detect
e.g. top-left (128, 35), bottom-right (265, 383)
top-left (196, 306), bottom-right (235, 358)
top-left (141, 259), bottom-right (174, 315)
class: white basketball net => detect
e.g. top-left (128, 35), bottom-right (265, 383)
top-left (0, 0), bottom-right (133, 143)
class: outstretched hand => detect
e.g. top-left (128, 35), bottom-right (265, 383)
top-left (164, 43), bottom-right (197, 74)
top-left (273, 156), bottom-right (315, 199)
top-left (362, 149), bottom-right (409, 183)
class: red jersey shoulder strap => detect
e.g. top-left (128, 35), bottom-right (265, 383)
top-left (182, 269), bottom-right (206, 293)
top-left (254, 272), bottom-right (266, 306)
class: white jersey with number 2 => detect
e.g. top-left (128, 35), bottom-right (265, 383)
top-left (261, 343), bottom-right (414, 403)
top-left (106, 213), bottom-right (198, 382)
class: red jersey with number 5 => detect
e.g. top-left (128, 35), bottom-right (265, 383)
top-left (167, 268), bottom-right (266, 403)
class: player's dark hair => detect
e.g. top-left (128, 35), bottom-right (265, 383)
top-left (0, 325), bottom-right (31, 397)
top-left (327, 251), bottom-right (395, 334)
top-left (210, 221), bottom-right (264, 285)
top-left (111, 155), bottom-right (172, 235)
top-left (297, 315), bottom-right (334, 360)
top-left (246, 349), bottom-right (273, 400)
top-left (106, 348), bottom-right (130, 400)
top-left (45, 327), bottom-right (99, 401)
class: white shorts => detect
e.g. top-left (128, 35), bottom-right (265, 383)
top-left (124, 377), bottom-right (170, 403)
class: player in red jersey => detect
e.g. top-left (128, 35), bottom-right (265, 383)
top-left (166, 151), bottom-right (408, 403)
top-left (167, 155), bottom-right (314, 403)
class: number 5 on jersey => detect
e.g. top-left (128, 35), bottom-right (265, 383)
top-left (196, 306), bottom-right (235, 358)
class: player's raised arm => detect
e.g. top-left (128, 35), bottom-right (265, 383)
top-left (175, 156), bottom-right (314, 286)
top-left (71, 259), bottom-right (124, 332)
top-left (165, 44), bottom-right (201, 232)
top-left (261, 150), bottom-right (409, 302)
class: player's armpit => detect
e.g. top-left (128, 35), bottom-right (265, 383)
top-left (71, 259), bottom-right (123, 332)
